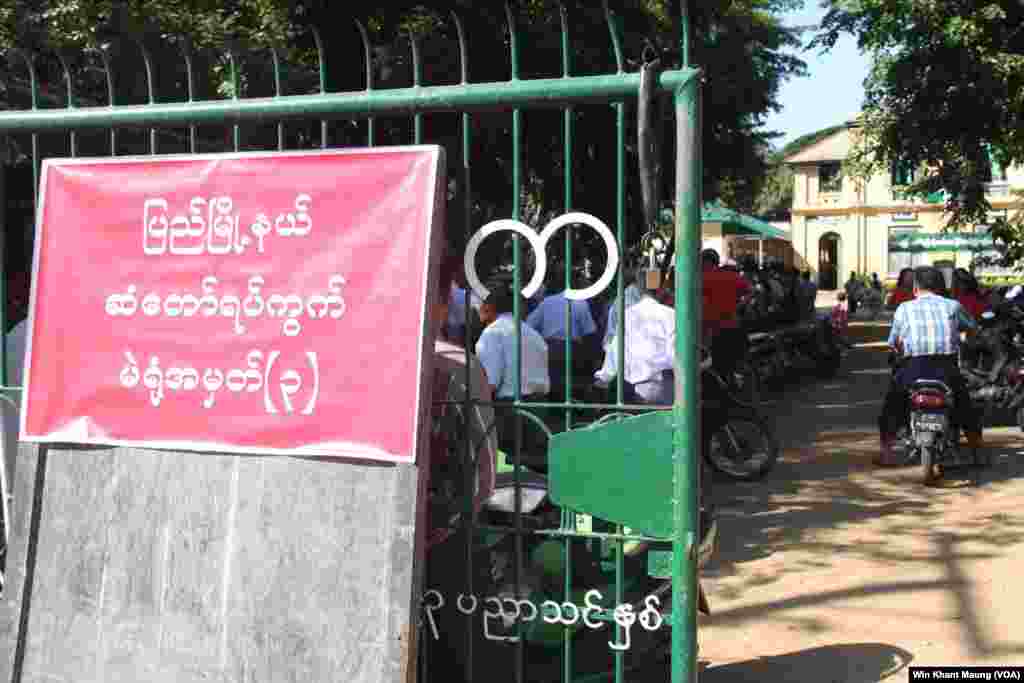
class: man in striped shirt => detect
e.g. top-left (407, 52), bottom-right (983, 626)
top-left (877, 266), bottom-right (981, 465)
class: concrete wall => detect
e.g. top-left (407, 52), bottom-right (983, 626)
top-left (0, 445), bottom-right (425, 683)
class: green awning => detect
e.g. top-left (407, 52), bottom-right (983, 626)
top-left (659, 204), bottom-right (790, 241)
top-left (701, 204), bottom-right (790, 240)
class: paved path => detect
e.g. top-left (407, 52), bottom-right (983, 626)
top-left (697, 320), bottom-right (1024, 682)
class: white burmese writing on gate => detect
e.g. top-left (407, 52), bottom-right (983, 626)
top-left (119, 348), bottom-right (320, 414)
top-left (421, 588), bottom-right (664, 652)
top-left (104, 274), bottom-right (347, 337)
top-left (142, 193), bottom-right (312, 256)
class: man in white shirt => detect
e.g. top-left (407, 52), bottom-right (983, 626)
top-left (475, 285), bottom-right (550, 461)
top-left (602, 266), bottom-right (644, 351)
top-left (595, 271), bottom-right (675, 405)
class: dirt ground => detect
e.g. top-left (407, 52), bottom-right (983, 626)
top-left (697, 319), bottom-right (1024, 682)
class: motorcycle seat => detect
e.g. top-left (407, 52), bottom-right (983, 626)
top-left (909, 380), bottom-right (953, 397)
top-left (913, 378), bottom-right (950, 389)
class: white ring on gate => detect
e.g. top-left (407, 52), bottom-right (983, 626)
top-left (463, 212), bottom-right (619, 302)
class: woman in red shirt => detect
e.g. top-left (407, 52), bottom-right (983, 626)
top-left (953, 268), bottom-right (988, 320)
top-left (886, 267), bottom-right (915, 309)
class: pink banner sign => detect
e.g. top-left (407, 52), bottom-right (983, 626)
top-left (21, 147), bottom-right (445, 462)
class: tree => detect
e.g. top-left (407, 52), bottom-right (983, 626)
top-left (1, 1), bottom-right (806, 269)
top-left (813, 0), bottom-right (1024, 261)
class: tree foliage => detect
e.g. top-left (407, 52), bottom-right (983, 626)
top-left (1, 1), bottom-right (806, 272)
top-left (813, 0), bottom-right (1024, 253)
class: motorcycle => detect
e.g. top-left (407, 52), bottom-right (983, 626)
top-left (852, 287), bottom-right (883, 320)
top-left (960, 294), bottom-right (1024, 430)
top-left (888, 353), bottom-right (988, 484)
top-left (744, 317), bottom-right (842, 390)
top-left (746, 330), bottom-right (786, 387)
top-left (701, 347), bottom-right (779, 481)
top-left (421, 421), bottom-right (718, 682)
top-left (906, 379), bottom-right (986, 484)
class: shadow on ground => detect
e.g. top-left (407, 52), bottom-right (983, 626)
top-left (697, 317), bottom-right (1024, 668)
top-left (699, 643), bottom-right (913, 683)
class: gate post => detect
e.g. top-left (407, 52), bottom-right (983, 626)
top-left (671, 69), bottom-right (702, 683)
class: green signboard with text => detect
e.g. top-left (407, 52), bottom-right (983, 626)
top-left (888, 230), bottom-right (997, 253)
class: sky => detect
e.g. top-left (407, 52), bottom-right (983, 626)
top-left (759, 1), bottom-right (871, 149)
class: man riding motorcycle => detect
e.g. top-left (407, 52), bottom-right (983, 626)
top-left (878, 266), bottom-right (982, 466)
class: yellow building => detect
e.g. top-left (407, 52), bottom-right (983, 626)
top-left (784, 120), bottom-right (1023, 290)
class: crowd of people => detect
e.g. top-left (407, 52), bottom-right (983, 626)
top-left (872, 266), bottom-right (993, 322)
top-left (436, 243), bottom-right (1009, 471)
top-left (438, 247), bottom-right (812, 426)
top-left (728, 258), bottom-right (821, 330)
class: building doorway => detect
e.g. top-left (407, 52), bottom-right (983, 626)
top-left (818, 232), bottom-right (840, 290)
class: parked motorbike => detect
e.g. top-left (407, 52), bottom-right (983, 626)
top-left (852, 287), bottom-right (883, 320)
top-left (421, 428), bottom-right (718, 682)
top-left (701, 347), bottom-right (779, 481)
top-left (960, 295), bottom-right (1024, 430)
top-left (744, 317), bottom-right (841, 390)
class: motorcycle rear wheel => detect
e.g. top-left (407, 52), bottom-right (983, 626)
top-left (920, 446), bottom-right (938, 484)
top-left (731, 359), bottom-right (761, 406)
top-left (705, 406), bottom-right (779, 480)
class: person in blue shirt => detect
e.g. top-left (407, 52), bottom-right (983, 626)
top-left (525, 271), bottom-right (598, 342)
top-left (525, 268), bottom-right (600, 401)
top-left (475, 283), bottom-right (551, 467)
top-left (877, 266), bottom-right (981, 465)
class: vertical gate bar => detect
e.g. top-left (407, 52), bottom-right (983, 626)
top-left (57, 53), bottom-right (77, 157)
top-left (559, 6), bottom-right (574, 682)
top-left (269, 47), bottom-right (285, 150)
top-left (452, 11), bottom-right (477, 677)
top-left (504, 4), bottom-right (526, 683)
top-left (561, 1), bottom-right (573, 431)
top-left (604, 1), bottom-right (625, 71)
top-left (355, 20), bottom-right (376, 146)
top-left (4, 50), bottom-right (39, 389)
top-left (613, 98), bottom-right (627, 683)
top-left (603, 4), bottom-right (626, 677)
top-left (312, 27), bottom-right (328, 148)
top-left (134, 39), bottom-right (158, 154)
top-left (602, 1), bottom-right (626, 408)
top-left (409, 33), bottom-right (423, 144)
top-left (97, 47), bottom-right (117, 155)
top-left (10, 50), bottom-right (40, 200)
top-left (680, 0), bottom-right (690, 70)
top-left (180, 41), bottom-right (197, 153)
top-left (226, 51), bottom-right (241, 152)
top-left (671, 71), bottom-right (702, 683)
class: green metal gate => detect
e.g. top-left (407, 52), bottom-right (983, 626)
top-left (0, 3), bottom-right (703, 682)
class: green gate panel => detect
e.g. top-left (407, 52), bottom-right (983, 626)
top-left (647, 548), bottom-right (674, 579)
top-left (548, 410), bottom-right (677, 539)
